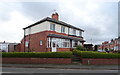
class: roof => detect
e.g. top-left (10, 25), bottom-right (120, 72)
top-left (0, 42), bottom-right (18, 45)
top-left (23, 17), bottom-right (84, 31)
top-left (48, 34), bottom-right (85, 42)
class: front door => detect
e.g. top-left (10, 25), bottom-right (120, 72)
top-left (51, 39), bottom-right (57, 52)
top-left (52, 42), bottom-right (57, 52)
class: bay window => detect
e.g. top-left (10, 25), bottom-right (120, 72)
top-left (72, 40), bottom-right (78, 47)
top-left (47, 37), bottom-right (70, 48)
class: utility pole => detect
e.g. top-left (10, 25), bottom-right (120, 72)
top-left (91, 38), bottom-right (92, 44)
top-left (90, 33), bottom-right (93, 44)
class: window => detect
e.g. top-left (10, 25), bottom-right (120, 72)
top-left (50, 24), bottom-right (55, 31)
top-left (73, 29), bottom-right (76, 35)
top-left (56, 38), bottom-right (62, 48)
top-left (61, 26), bottom-right (65, 33)
top-left (78, 41), bottom-right (82, 45)
top-left (25, 41), bottom-right (29, 47)
top-left (63, 39), bottom-right (70, 48)
top-left (79, 31), bottom-right (82, 36)
top-left (47, 37), bottom-right (70, 48)
top-left (40, 40), bottom-right (43, 45)
top-left (72, 40), bottom-right (78, 47)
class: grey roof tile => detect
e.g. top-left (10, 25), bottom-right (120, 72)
top-left (23, 17), bottom-right (84, 31)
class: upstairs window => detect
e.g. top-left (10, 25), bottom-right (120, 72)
top-left (50, 24), bottom-right (55, 31)
top-left (73, 29), bottom-right (76, 35)
top-left (61, 26), bottom-right (65, 33)
top-left (79, 31), bottom-right (82, 36)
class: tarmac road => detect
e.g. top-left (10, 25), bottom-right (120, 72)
top-left (1, 67), bottom-right (119, 74)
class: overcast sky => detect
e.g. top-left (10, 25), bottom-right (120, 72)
top-left (0, 0), bottom-right (118, 45)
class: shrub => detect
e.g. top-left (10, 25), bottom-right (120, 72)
top-left (2, 52), bottom-right (72, 58)
top-left (72, 50), bottom-right (82, 56)
top-left (75, 45), bottom-right (87, 51)
top-left (72, 50), bottom-right (120, 59)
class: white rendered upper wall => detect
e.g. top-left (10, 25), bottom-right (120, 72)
top-left (25, 21), bottom-right (50, 35)
top-left (25, 21), bottom-right (82, 37)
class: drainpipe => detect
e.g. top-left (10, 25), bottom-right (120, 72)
top-left (70, 40), bottom-right (72, 51)
top-left (68, 27), bottom-right (69, 35)
top-left (50, 37), bottom-right (52, 52)
top-left (28, 28), bottom-right (31, 52)
top-left (24, 29), bottom-right (25, 52)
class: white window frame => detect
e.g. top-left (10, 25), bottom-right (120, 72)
top-left (72, 40), bottom-right (78, 48)
top-left (47, 38), bottom-right (70, 48)
top-left (61, 26), bottom-right (65, 33)
top-left (50, 24), bottom-right (55, 31)
top-left (73, 29), bottom-right (76, 35)
top-left (79, 31), bottom-right (82, 36)
top-left (25, 41), bottom-right (29, 47)
top-left (40, 40), bottom-right (43, 45)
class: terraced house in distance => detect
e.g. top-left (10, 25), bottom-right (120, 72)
top-left (20, 12), bottom-right (85, 52)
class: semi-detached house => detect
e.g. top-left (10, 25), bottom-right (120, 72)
top-left (20, 12), bottom-right (85, 52)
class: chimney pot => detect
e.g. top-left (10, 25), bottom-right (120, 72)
top-left (51, 12), bottom-right (59, 20)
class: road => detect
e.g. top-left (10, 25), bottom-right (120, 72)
top-left (1, 67), bottom-right (119, 74)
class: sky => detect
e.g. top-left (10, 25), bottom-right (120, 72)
top-left (0, 0), bottom-right (119, 45)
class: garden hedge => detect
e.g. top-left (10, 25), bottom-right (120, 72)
top-left (73, 50), bottom-right (120, 58)
top-left (2, 52), bottom-right (72, 58)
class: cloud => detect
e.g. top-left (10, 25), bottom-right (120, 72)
top-left (19, 2), bottom-right (59, 21)
top-left (0, 10), bottom-right (34, 42)
top-left (57, 1), bottom-right (118, 44)
top-left (0, 1), bottom-right (118, 45)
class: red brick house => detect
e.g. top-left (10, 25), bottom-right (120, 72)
top-left (98, 38), bottom-right (120, 51)
top-left (20, 12), bottom-right (85, 52)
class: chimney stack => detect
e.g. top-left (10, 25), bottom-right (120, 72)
top-left (51, 12), bottom-right (59, 20)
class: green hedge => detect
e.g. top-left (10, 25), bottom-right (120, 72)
top-left (2, 52), bottom-right (72, 58)
top-left (73, 50), bottom-right (120, 59)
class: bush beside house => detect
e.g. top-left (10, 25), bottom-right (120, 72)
top-left (75, 45), bottom-right (87, 51)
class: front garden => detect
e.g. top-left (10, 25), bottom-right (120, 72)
top-left (72, 45), bottom-right (120, 65)
top-left (2, 52), bottom-right (72, 58)
top-left (73, 50), bottom-right (120, 59)
top-left (2, 52), bottom-right (72, 64)
top-left (1, 45), bottom-right (120, 64)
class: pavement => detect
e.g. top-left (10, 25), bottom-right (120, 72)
top-left (2, 63), bottom-right (120, 70)
top-left (2, 67), bottom-right (119, 73)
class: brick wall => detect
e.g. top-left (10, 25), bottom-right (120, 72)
top-left (2, 58), bottom-right (72, 64)
top-left (20, 31), bottom-right (84, 52)
top-left (82, 58), bottom-right (119, 65)
top-left (20, 31), bottom-right (47, 52)
top-left (8, 45), bottom-right (15, 52)
top-left (14, 44), bottom-right (21, 52)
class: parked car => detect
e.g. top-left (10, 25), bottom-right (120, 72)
top-left (2, 50), bottom-right (6, 52)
